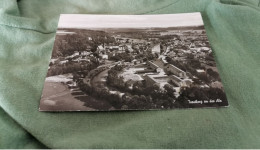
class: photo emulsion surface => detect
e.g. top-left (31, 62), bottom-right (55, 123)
top-left (39, 13), bottom-right (229, 111)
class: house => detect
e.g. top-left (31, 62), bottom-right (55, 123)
top-left (88, 37), bottom-right (92, 41)
top-left (119, 45), bottom-right (125, 51)
top-left (102, 54), bottom-right (108, 60)
top-left (73, 51), bottom-right (80, 56)
top-left (50, 59), bottom-right (57, 64)
top-left (97, 45), bottom-right (105, 52)
top-left (165, 64), bottom-right (186, 78)
top-left (142, 75), bottom-right (157, 87)
top-left (126, 44), bottom-right (133, 52)
top-left (147, 61), bottom-right (163, 73)
top-left (151, 44), bottom-right (160, 54)
top-left (143, 74), bottom-right (169, 89)
top-left (189, 43), bottom-right (196, 48)
top-left (196, 69), bottom-right (206, 74)
top-left (108, 46), bottom-right (119, 51)
top-left (169, 75), bottom-right (193, 87)
top-left (132, 59), bottom-right (141, 65)
top-left (80, 51), bottom-right (89, 55)
top-left (59, 60), bottom-right (68, 65)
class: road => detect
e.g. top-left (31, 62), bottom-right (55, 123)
top-left (89, 61), bottom-right (125, 96)
top-left (89, 60), bottom-right (116, 89)
top-left (91, 69), bottom-right (109, 88)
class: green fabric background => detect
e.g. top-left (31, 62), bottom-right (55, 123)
top-left (0, 0), bottom-right (260, 148)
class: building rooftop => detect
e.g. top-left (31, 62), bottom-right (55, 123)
top-left (167, 64), bottom-right (185, 73)
top-left (147, 61), bottom-right (160, 69)
top-left (169, 75), bottom-right (182, 82)
top-left (196, 69), bottom-right (205, 73)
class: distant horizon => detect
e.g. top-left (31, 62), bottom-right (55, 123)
top-left (58, 13), bottom-right (204, 29)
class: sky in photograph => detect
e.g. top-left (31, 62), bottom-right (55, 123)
top-left (58, 12), bottom-right (204, 29)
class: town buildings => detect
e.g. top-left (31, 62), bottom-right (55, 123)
top-left (140, 60), bottom-right (193, 95)
top-left (165, 64), bottom-right (187, 78)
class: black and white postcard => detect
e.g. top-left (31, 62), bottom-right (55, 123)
top-left (39, 13), bottom-right (228, 111)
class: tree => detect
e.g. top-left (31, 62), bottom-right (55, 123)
top-left (90, 44), bottom-right (98, 53)
top-left (146, 53), bottom-right (155, 60)
top-left (139, 95), bottom-right (147, 103)
top-left (100, 88), bottom-right (110, 99)
top-left (207, 68), bottom-right (220, 81)
top-left (124, 80), bottom-right (132, 91)
top-left (179, 87), bottom-right (208, 101)
top-left (118, 76), bottom-right (125, 88)
top-left (164, 84), bottom-right (176, 98)
top-left (133, 81), bottom-right (144, 94)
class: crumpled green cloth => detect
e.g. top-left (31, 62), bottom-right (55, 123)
top-left (0, 0), bottom-right (260, 148)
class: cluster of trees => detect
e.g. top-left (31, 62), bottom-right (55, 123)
top-left (145, 53), bottom-right (159, 61)
top-left (122, 94), bottom-right (155, 109)
top-left (47, 62), bottom-right (80, 77)
top-left (109, 53), bottom-right (134, 62)
top-left (131, 81), bottom-right (177, 107)
top-left (134, 52), bottom-right (158, 62)
top-left (88, 66), bottom-right (109, 79)
top-left (52, 29), bottom-right (116, 58)
top-left (122, 82), bottom-right (185, 109)
top-left (47, 59), bottom-right (98, 77)
top-left (160, 35), bottom-right (180, 41)
top-left (78, 80), bottom-right (123, 109)
top-left (106, 65), bottom-right (125, 89)
top-left (206, 68), bottom-right (221, 81)
top-left (177, 86), bottom-right (228, 107)
top-left (79, 78), bottom-right (178, 109)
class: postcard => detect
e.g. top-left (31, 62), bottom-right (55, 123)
top-left (39, 13), bottom-right (228, 111)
